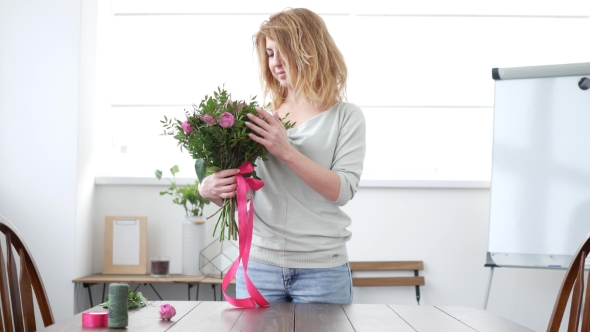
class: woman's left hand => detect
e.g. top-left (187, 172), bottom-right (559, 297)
top-left (246, 109), bottom-right (293, 161)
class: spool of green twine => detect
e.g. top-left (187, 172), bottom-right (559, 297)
top-left (108, 283), bottom-right (129, 328)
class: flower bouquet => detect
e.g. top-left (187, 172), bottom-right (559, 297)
top-left (161, 87), bottom-right (294, 241)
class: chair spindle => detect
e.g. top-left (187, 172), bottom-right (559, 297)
top-left (569, 251), bottom-right (586, 331)
top-left (582, 258), bottom-right (590, 332)
top-left (6, 233), bottom-right (24, 332)
top-left (19, 250), bottom-right (36, 331)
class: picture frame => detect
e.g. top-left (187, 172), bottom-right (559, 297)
top-left (103, 216), bottom-right (147, 274)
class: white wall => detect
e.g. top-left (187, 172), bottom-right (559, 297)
top-left (0, 0), bottom-right (98, 325)
top-left (89, 185), bottom-right (567, 331)
top-left (73, 0), bottom-right (99, 314)
top-left (0, 0), bottom-right (83, 325)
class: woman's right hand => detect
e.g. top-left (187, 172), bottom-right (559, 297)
top-left (198, 168), bottom-right (241, 206)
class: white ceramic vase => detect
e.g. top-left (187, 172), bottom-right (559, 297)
top-left (182, 215), bottom-right (206, 275)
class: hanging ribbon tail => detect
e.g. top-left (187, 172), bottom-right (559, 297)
top-left (222, 258), bottom-right (255, 307)
top-left (242, 197), bottom-right (269, 306)
top-left (222, 162), bottom-right (268, 307)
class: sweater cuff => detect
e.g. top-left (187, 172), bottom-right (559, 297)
top-left (334, 173), bottom-right (352, 206)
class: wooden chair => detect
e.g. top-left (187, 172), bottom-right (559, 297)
top-left (0, 215), bottom-right (54, 331)
top-left (547, 232), bottom-right (590, 331)
top-left (349, 261), bottom-right (425, 305)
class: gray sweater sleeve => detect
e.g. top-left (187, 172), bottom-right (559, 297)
top-left (332, 104), bottom-right (366, 206)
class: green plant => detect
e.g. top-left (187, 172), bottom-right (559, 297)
top-left (155, 165), bottom-right (209, 217)
top-left (100, 289), bottom-right (148, 309)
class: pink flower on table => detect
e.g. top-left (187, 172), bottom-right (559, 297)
top-left (219, 112), bottom-right (236, 128)
top-left (159, 303), bottom-right (176, 321)
top-left (181, 121), bottom-right (193, 134)
top-left (203, 114), bottom-right (217, 125)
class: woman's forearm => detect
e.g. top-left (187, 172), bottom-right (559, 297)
top-left (282, 146), bottom-right (341, 202)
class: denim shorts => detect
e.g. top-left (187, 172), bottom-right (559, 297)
top-left (236, 260), bottom-right (353, 304)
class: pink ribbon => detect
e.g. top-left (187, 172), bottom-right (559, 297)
top-left (82, 312), bottom-right (108, 327)
top-left (222, 161), bottom-right (269, 307)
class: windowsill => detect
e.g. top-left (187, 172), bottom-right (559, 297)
top-left (95, 177), bottom-right (490, 189)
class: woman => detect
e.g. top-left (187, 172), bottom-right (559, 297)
top-left (198, 8), bottom-right (366, 304)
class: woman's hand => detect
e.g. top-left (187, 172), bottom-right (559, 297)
top-left (246, 109), bottom-right (294, 161)
top-left (198, 168), bottom-right (240, 206)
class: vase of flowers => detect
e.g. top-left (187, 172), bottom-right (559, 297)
top-left (156, 165), bottom-right (209, 275)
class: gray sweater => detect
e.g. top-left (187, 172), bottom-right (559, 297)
top-left (250, 102), bottom-right (366, 268)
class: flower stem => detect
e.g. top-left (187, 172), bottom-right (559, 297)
top-left (206, 200), bottom-right (229, 220)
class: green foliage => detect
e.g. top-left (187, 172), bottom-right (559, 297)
top-left (100, 289), bottom-right (148, 310)
top-left (155, 165), bottom-right (209, 217)
top-left (161, 86), bottom-right (294, 174)
top-left (195, 158), bottom-right (206, 183)
top-left (160, 86), bottom-right (294, 240)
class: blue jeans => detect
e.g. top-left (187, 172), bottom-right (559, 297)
top-left (236, 260), bottom-right (353, 304)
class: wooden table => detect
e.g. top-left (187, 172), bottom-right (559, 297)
top-left (72, 274), bottom-right (234, 307)
top-left (42, 301), bottom-right (534, 331)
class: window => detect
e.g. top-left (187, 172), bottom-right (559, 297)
top-left (96, 0), bottom-right (590, 184)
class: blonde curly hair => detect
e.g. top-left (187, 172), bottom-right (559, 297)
top-left (254, 8), bottom-right (347, 110)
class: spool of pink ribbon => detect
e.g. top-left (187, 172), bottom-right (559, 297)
top-left (82, 312), bottom-right (108, 327)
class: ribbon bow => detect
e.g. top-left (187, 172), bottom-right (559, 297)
top-left (222, 161), bottom-right (269, 307)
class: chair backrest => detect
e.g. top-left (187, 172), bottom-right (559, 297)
top-left (547, 232), bottom-right (590, 332)
top-left (349, 261), bottom-right (425, 305)
top-left (0, 215), bottom-right (54, 331)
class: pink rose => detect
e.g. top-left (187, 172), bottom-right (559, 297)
top-left (203, 114), bottom-right (217, 125)
top-left (219, 112), bottom-right (236, 128)
top-left (159, 303), bottom-right (176, 321)
top-left (181, 121), bottom-right (192, 134)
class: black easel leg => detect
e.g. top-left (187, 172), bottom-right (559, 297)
top-left (484, 267), bottom-right (495, 309)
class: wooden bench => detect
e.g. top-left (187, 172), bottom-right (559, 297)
top-left (349, 261), bottom-right (425, 305)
